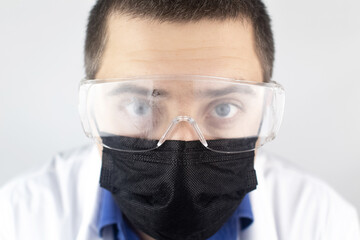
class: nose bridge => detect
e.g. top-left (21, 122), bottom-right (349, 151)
top-left (171, 117), bottom-right (198, 140)
top-left (174, 116), bottom-right (193, 123)
top-left (157, 116), bottom-right (208, 147)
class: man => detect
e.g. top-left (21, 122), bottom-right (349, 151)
top-left (0, 0), bottom-right (359, 239)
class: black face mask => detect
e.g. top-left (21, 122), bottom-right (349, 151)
top-left (100, 136), bottom-right (258, 240)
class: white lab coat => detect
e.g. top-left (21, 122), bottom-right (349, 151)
top-left (0, 144), bottom-right (359, 240)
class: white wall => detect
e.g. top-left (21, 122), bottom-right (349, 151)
top-left (262, 0), bottom-right (360, 212)
top-left (0, 0), bottom-right (359, 213)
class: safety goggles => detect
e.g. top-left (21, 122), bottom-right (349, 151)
top-left (79, 75), bottom-right (285, 153)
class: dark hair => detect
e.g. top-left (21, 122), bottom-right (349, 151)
top-left (85, 0), bottom-right (274, 82)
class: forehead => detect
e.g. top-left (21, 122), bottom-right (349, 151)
top-left (96, 14), bottom-right (262, 82)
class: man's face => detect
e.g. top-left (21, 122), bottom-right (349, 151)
top-left (94, 15), bottom-right (263, 239)
top-left (95, 14), bottom-right (263, 149)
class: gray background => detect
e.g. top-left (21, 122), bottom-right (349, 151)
top-left (0, 0), bottom-right (359, 213)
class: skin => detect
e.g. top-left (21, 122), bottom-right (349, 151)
top-left (95, 14), bottom-right (263, 240)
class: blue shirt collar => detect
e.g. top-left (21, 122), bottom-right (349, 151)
top-left (98, 188), bottom-right (254, 240)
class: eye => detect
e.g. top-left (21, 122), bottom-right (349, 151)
top-left (211, 103), bottom-right (239, 118)
top-left (125, 99), bottom-right (151, 117)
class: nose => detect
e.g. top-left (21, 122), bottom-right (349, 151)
top-left (157, 116), bottom-right (208, 147)
top-left (168, 121), bottom-right (199, 141)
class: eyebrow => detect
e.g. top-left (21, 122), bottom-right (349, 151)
top-left (196, 85), bottom-right (255, 98)
top-left (108, 83), bottom-right (255, 98)
top-left (108, 84), bottom-right (169, 98)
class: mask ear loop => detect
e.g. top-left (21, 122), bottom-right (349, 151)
top-left (157, 116), bottom-right (208, 148)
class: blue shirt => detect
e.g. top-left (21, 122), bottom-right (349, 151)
top-left (98, 188), bottom-right (254, 240)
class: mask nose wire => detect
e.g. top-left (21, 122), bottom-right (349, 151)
top-left (157, 116), bottom-right (208, 148)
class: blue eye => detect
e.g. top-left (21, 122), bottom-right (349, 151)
top-left (125, 100), bottom-right (151, 116)
top-left (215, 104), bottom-right (230, 117)
top-left (212, 103), bottom-right (238, 118)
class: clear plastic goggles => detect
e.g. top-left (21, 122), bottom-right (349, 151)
top-left (79, 75), bottom-right (285, 153)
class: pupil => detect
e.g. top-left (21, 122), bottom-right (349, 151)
top-left (215, 104), bottom-right (230, 117)
top-left (135, 103), bottom-right (148, 115)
